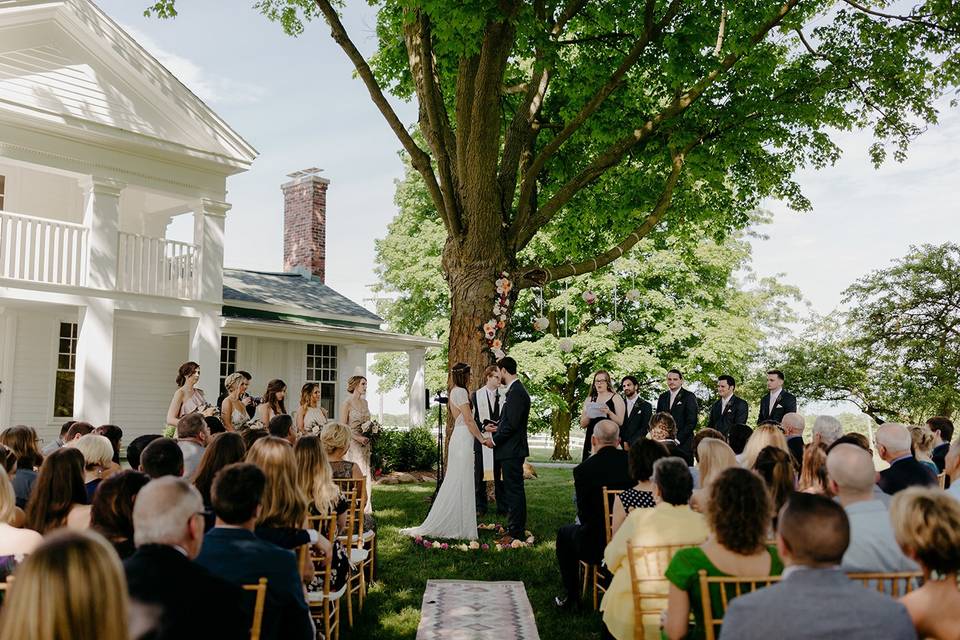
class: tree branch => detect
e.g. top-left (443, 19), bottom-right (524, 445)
top-left (841, 0), bottom-right (959, 33)
top-left (312, 0), bottom-right (455, 234)
top-left (515, 147), bottom-right (686, 288)
top-left (514, 0), bottom-right (800, 249)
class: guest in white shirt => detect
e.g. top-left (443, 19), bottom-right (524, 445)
top-left (175, 414), bottom-right (209, 480)
top-left (826, 444), bottom-right (918, 574)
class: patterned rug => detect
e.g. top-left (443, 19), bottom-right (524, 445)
top-left (416, 579), bottom-right (540, 640)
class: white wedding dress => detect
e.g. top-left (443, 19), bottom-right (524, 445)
top-left (400, 386), bottom-right (478, 540)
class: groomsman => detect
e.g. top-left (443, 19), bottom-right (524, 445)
top-left (619, 375), bottom-right (652, 449)
top-left (472, 365), bottom-right (503, 516)
top-left (656, 369), bottom-right (699, 456)
top-left (757, 369), bottom-right (797, 424)
top-left (707, 375), bottom-right (748, 437)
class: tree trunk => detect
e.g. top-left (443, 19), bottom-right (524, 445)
top-left (551, 409), bottom-right (571, 460)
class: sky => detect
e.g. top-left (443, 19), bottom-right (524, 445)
top-left (98, 1), bottom-right (960, 414)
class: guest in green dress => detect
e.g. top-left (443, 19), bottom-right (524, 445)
top-left (662, 467), bottom-right (784, 639)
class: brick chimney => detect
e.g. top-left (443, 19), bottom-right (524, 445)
top-left (282, 168), bottom-right (329, 282)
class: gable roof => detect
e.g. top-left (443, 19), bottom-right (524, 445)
top-left (222, 268), bottom-right (384, 328)
top-left (0, 0), bottom-right (257, 172)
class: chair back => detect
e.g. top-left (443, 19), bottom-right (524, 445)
top-left (241, 577), bottom-right (268, 640)
top-left (626, 543), bottom-right (691, 640)
top-left (698, 570), bottom-right (782, 640)
top-left (601, 486), bottom-right (623, 544)
top-left (938, 472), bottom-right (947, 489)
top-left (847, 571), bottom-right (923, 596)
top-left (307, 512), bottom-right (340, 593)
top-left (334, 477), bottom-right (364, 550)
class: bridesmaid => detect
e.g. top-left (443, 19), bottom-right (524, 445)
top-left (255, 379), bottom-right (287, 425)
top-left (165, 362), bottom-right (214, 430)
top-left (295, 383), bottom-right (328, 436)
top-left (340, 376), bottom-right (373, 513)
top-left (578, 370), bottom-right (625, 461)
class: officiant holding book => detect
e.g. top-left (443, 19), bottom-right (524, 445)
top-left (579, 371), bottom-right (625, 461)
top-left (472, 365), bottom-right (503, 516)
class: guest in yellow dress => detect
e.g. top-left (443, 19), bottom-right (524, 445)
top-left (601, 456), bottom-right (708, 640)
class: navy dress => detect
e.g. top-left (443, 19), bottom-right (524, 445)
top-left (582, 396), bottom-right (617, 462)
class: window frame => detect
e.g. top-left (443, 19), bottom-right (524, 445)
top-left (219, 334), bottom-right (238, 395)
top-left (52, 321), bottom-right (78, 419)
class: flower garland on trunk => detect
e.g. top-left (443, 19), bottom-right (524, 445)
top-left (481, 272), bottom-right (511, 359)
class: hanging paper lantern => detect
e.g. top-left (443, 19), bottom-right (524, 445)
top-left (581, 290), bottom-right (597, 304)
top-left (625, 288), bottom-right (641, 302)
top-left (559, 338), bottom-right (574, 353)
top-left (608, 320), bottom-right (624, 334)
top-left (533, 316), bottom-right (550, 332)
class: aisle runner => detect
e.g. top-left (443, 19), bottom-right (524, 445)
top-left (416, 579), bottom-right (540, 640)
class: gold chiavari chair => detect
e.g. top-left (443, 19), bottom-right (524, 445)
top-left (334, 476), bottom-right (376, 582)
top-left (306, 513), bottom-right (345, 640)
top-left (938, 472), bottom-right (947, 489)
top-left (241, 577), bottom-right (268, 640)
top-left (698, 571), bottom-right (782, 640)
top-left (590, 487), bottom-right (625, 609)
top-left (333, 478), bottom-right (369, 625)
top-left (847, 571), bottom-right (924, 596)
top-left (626, 543), bottom-right (691, 640)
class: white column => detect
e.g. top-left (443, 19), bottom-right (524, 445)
top-left (74, 297), bottom-right (115, 424)
top-left (0, 309), bottom-right (16, 427)
top-left (189, 312), bottom-right (221, 397)
top-left (80, 177), bottom-right (124, 290)
top-left (408, 348), bottom-right (426, 426)
top-left (193, 199), bottom-right (230, 302)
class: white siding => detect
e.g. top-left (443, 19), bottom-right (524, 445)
top-left (111, 319), bottom-right (187, 440)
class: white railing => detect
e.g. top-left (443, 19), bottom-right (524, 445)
top-left (0, 211), bottom-right (87, 286)
top-left (117, 232), bottom-right (197, 299)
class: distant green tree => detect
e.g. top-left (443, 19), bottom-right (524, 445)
top-left (784, 243), bottom-right (960, 423)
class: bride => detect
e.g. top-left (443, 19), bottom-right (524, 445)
top-left (401, 362), bottom-right (488, 541)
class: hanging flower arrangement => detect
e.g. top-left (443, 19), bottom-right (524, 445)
top-left (581, 290), bottom-right (597, 304)
top-left (533, 316), bottom-right (550, 332)
top-left (481, 272), bottom-right (511, 359)
top-left (625, 288), bottom-right (642, 302)
top-left (608, 320), bottom-right (624, 333)
top-left (559, 338), bottom-right (574, 353)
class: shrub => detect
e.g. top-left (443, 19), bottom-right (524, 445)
top-left (372, 426), bottom-right (438, 473)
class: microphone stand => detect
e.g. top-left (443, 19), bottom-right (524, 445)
top-left (431, 391), bottom-right (448, 504)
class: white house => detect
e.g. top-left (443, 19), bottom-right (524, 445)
top-left (0, 0), bottom-right (436, 443)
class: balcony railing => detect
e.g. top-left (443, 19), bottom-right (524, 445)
top-left (0, 211), bottom-right (88, 286)
top-left (117, 232), bottom-right (198, 299)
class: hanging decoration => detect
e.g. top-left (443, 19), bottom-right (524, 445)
top-left (582, 290), bottom-right (597, 304)
top-left (559, 280), bottom-right (574, 352)
top-left (482, 272), bottom-right (511, 359)
top-left (625, 288), bottom-right (641, 302)
top-left (533, 286), bottom-right (549, 332)
top-left (559, 338), bottom-right (574, 353)
top-left (608, 285), bottom-right (623, 333)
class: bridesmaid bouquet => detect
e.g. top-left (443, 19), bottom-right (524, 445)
top-left (360, 419), bottom-right (382, 443)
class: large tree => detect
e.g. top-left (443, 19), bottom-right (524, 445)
top-left (153, 0), bottom-right (960, 376)
top-left (784, 243), bottom-right (960, 423)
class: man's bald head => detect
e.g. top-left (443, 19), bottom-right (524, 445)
top-left (876, 423), bottom-right (912, 462)
top-left (593, 419), bottom-right (620, 445)
top-left (827, 443), bottom-right (876, 499)
top-left (781, 413), bottom-right (805, 437)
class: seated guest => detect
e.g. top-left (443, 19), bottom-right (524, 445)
top-left (876, 423), bottom-right (936, 495)
top-left (140, 438), bottom-right (185, 479)
top-left (0, 425), bottom-right (44, 509)
top-left (601, 457), bottom-right (707, 640)
top-left (126, 434), bottom-right (162, 471)
top-left (728, 423), bottom-right (752, 457)
top-left (0, 529), bottom-right (129, 640)
top-left (811, 414), bottom-right (844, 447)
top-left (24, 447), bottom-right (90, 533)
top-left (205, 415), bottom-right (226, 435)
top-left (719, 493), bottom-right (916, 639)
top-left (242, 428), bottom-right (270, 451)
top-left (780, 412), bottom-right (804, 470)
top-left (928, 416), bottom-right (954, 473)
top-left (177, 413), bottom-right (210, 479)
top-left (321, 422), bottom-right (374, 531)
top-left (798, 443), bottom-right (831, 496)
top-left (268, 414), bottom-right (297, 445)
top-left (193, 432), bottom-right (247, 527)
top-left (689, 428), bottom-right (726, 489)
top-left (891, 487), bottom-right (960, 640)
top-left (90, 470), bottom-right (151, 560)
top-left (611, 439), bottom-right (669, 535)
top-left (648, 412), bottom-right (689, 464)
top-left (41, 420), bottom-right (74, 456)
top-left (826, 444), bottom-right (918, 574)
top-left (663, 467), bottom-right (781, 640)
top-left (907, 425), bottom-right (938, 475)
top-left (0, 445), bottom-right (25, 527)
top-left (245, 437), bottom-right (311, 550)
top-left (94, 424), bottom-right (123, 465)
top-left (124, 476), bottom-right (249, 640)
top-left (0, 471), bottom-right (42, 578)
top-left (826, 433), bottom-right (892, 506)
top-left (740, 424), bottom-right (790, 469)
top-left (752, 446), bottom-right (795, 527)
top-left (195, 463), bottom-right (315, 640)
top-left (554, 420), bottom-right (632, 610)
top-left (295, 436), bottom-right (347, 525)
top-left (690, 438), bottom-right (737, 513)
top-left (68, 434), bottom-right (116, 502)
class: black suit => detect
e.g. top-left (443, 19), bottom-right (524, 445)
top-left (124, 544), bottom-right (250, 640)
top-left (556, 446), bottom-right (632, 600)
top-left (492, 379), bottom-right (531, 538)
top-left (656, 388), bottom-right (699, 454)
top-left (878, 456), bottom-right (938, 495)
top-left (933, 443), bottom-right (950, 473)
top-left (787, 435), bottom-right (805, 469)
top-left (472, 387), bottom-right (502, 515)
top-left (757, 389), bottom-right (797, 424)
top-left (707, 396), bottom-right (749, 437)
top-left (620, 395), bottom-right (653, 447)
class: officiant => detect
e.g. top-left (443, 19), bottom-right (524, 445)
top-left (473, 365), bottom-right (504, 516)
top-left (579, 371), bottom-right (626, 461)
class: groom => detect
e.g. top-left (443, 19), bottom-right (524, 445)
top-left (486, 356), bottom-right (530, 545)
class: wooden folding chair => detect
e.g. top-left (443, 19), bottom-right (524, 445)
top-left (587, 487), bottom-right (625, 610)
top-left (626, 543), bottom-right (691, 640)
top-left (332, 479), bottom-right (369, 625)
top-left (847, 571), bottom-right (923, 596)
top-left (335, 476), bottom-right (376, 582)
top-left (698, 570), bottom-right (782, 640)
top-left (241, 577), bottom-right (268, 640)
top-left (938, 473), bottom-right (947, 489)
top-left (306, 513), bottom-right (344, 640)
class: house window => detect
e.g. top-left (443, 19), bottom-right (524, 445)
top-left (0, 174), bottom-right (5, 210)
top-left (53, 322), bottom-right (78, 417)
top-left (219, 335), bottom-right (238, 394)
top-left (305, 344), bottom-right (338, 418)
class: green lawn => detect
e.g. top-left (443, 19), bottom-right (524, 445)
top-left (350, 467), bottom-right (601, 639)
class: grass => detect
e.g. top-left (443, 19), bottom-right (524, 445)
top-left (349, 467), bottom-right (602, 639)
